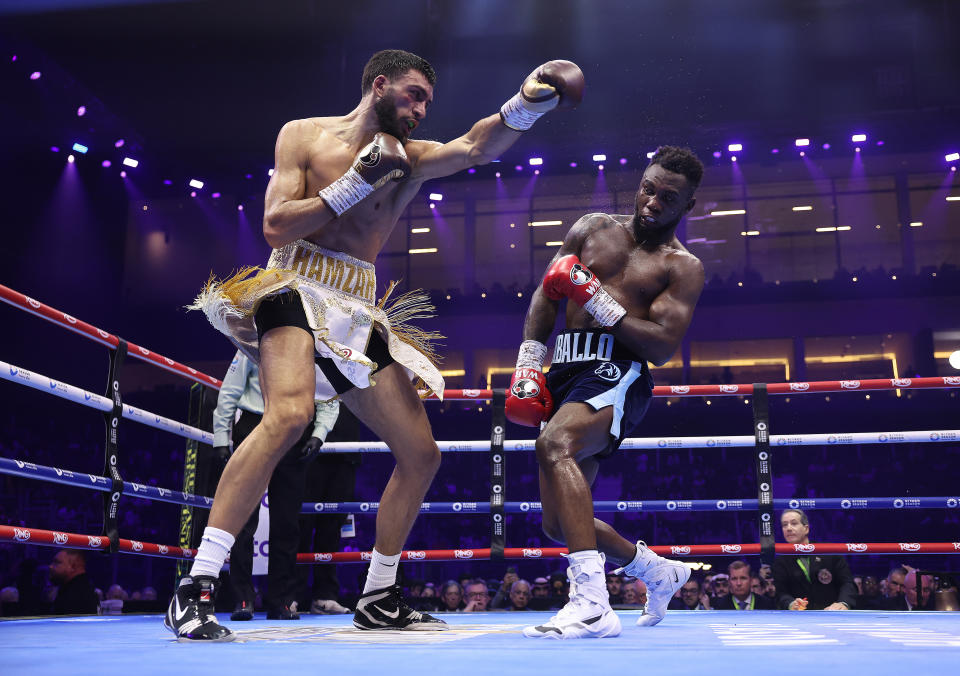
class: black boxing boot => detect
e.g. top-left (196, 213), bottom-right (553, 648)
top-left (353, 584), bottom-right (447, 631)
top-left (164, 575), bottom-right (235, 642)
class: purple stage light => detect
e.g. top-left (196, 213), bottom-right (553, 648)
top-left (728, 143), bottom-right (743, 152)
top-left (851, 133), bottom-right (866, 143)
top-left (876, 140), bottom-right (884, 146)
top-left (429, 202), bottom-right (435, 209)
top-left (245, 173), bottom-right (253, 179)
top-left (50, 146), bottom-right (59, 153)
top-left (495, 171), bottom-right (501, 178)
top-left (799, 151), bottom-right (806, 157)
top-left (619, 158), bottom-right (627, 165)
top-left (468, 167), bottom-right (476, 174)
top-left (731, 156), bottom-right (737, 162)
top-left (855, 147), bottom-right (861, 153)
top-left (72, 142), bottom-right (88, 154)
top-left (77, 106), bottom-right (86, 117)
top-left (822, 143), bottom-right (831, 150)
top-left (712, 151), bottom-right (722, 159)
top-left (238, 205), bottom-right (244, 211)
top-left (114, 139), bottom-right (125, 148)
top-left (646, 151), bottom-right (655, 159)
top-left (945, 152), bottom-right (959, 162)
top-left (598, 164), bottom-right (605, 171)
top-left (515, 165), bottom-right (522, 171)
top-left (102, 160), bottom-right (111, 168)
top-left (163, 179), bottom-right (172, 186)
top-left (11, 55), bottom-right (16, 62)
top-left (30, 71), bottom-right (41, 80)
top-left (953, 167), bottom-right (957, 172)
top-left (569, 161), bottom-right (577, 168)
top-left (534, 169), bottom-right (540, 175)
top-left (67, 155), bottom-right (75, 163)
top-left (190, 190), bottom-right (196, 197)
top-left (795, 138), bottom-right (810, 147)
top-left (529, 157), bottom-right (543, 166)
top-left (120, 170), bottom-right (127, 178)
top-left (212, 192), bottom-right (221, 199)
top-left (771, 148), bottom-right (780, 154)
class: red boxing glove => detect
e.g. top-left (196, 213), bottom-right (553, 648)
top-left (506, 367), bottom-right (554, 427)
top-left (542, 255), bottom-right (626, 328)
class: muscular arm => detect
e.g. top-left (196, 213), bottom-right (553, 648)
top-left (409, 114), bottom-right (521, 182)
top-left (612, 253), bottom-right (704, 367)
top-left (262, 120), bottom-right (338, 249)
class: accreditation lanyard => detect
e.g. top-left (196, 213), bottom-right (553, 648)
top-left (734, 594), bottom-right (756, 611)
top-left (797, 557), bottom-right (811, 582)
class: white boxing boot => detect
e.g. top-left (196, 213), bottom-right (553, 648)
top-left (522, 550), bottom-right (621, 639)
top-left (615, 541), bottom-right (691, 627)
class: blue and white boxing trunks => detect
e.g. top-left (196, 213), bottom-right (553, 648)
top-left (545, 329), bottom-right (654, 458)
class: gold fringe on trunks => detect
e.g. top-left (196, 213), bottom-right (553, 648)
top-left (377, 280), bottom-right (445, 368)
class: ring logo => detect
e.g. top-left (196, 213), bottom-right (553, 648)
top-left (794, 544), bottom-right (816, 553)
top-left (789, 382), bottom-right (810, 391)
top-left (943, 377), bottom-right (960, 386)
top-left (847, 543), bottom-right (868, 552)
top-left (361, 552), bottom-right (372, 561)
top-left (893, 499), bottom-right (905, 508)
top-left (789, 499), bottom-right (800, 508)
top-left (879, 434), bottom-right (889, 442)
top-left (840, 380), bottom-right (861, 389)
top-left (132, 483), bottom-right (145, 493)
top-left (891, 378), bottom-right (912, 387)
top-left (947, 498), bottom-right (958, 508)
top-left (158, 545), bottom-right (168, 554)
top-left (53, 532), bottom-right (68, 544)
top-left (519, 502), bottom-right (530, 512)
top-left (183, 549), bottom-right (193, 558)
top-left (360, 503), bottom-right (370, 512)
top-left (454, 549), bottom-right (474, 559)
top-left (138, 347), bottom-right (150, 355)
top-left (657, 440), bottom-right (667, 447)
top-left (188, 367), bottom-right (197, 374)
top-left (26, 297), bottom-right (41, 308)
top-left (407, 551), bottom-right (426, 560)
top-left (157, 487), bottom-right (168, 497)
top-left (314, 553), bottom-right (333, 562)
top-left (89, 474), bottom-right (99, 484)
top-left (671, 546), bottom-right (691, 555)
top-left (98, 329), bottom-right (109, 339)
top-left (707, 439), bottom-right (716, 447)
top-left (164, 358), bottom-right (174, 366)
top-left (462, 389), bottom-right (481, 398)
top-left (523, 549), bottom-right (543, 558)
top-left (719, 385), bottom-right (739, 393)
top-left (671, 386), bottom-right (690, 394)
top-left (617, 501), bottom-right (627, 511)
top-left (87, 536), bottom-right (103, 548)
top-left (841, 499), bottom-right (852, 509)
top-left (314, 503), bottom-right (324, 512)
top-left (899, 543), bottom-right (921, 552)
top-left (716, 500), bottom-right (727, 510)
top-left (64, 313), bottom-right (77, 324)
top-left (930, 433), bottom-right (940, 441)
top-left (132, 541), bottom-right (143, 552)
top-left (720, 545), bottom-right (741, 554)
top-left (13, 528), bottom-right (30, 542)
top-left (667, 501), bottom-right (678, 511)
top-left (828, 436), bottom-right (838, 444)
top-left (452, 502), bottom-right (462, 512)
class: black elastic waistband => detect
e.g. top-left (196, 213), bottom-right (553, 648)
top-left (550, 329), bottom-right (642, 365)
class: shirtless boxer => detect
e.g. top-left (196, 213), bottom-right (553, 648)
top-left (506, 146), bottom-right (705, 639)
top-left (168, 50), bottom-right (583, 641)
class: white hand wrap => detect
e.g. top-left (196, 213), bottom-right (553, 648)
top-left (500, 92), bottom-right (549, 131)
top-left (516, 340), bottom-right (548, 370)
top-left (318, 167), bottom-right (374, 217)
top-left (583, 288), bottom-right (627, 328)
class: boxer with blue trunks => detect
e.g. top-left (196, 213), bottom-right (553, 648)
top-left (506, 146), bottom-right (707, 640)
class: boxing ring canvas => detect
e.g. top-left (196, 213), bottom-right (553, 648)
top-left (2, 610), bottom-right (958, 675)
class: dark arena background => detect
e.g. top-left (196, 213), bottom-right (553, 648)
top-left (1, 1), bottom-right (958, 673)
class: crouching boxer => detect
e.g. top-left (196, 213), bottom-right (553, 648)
top-left (507, 146), bottom-right (706, 639)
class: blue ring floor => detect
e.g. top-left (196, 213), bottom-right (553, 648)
top-left (3, 610), bottom-right (959, 675)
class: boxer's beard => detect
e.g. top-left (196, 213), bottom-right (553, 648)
top-left (374, 94), bottom-right (409, 144)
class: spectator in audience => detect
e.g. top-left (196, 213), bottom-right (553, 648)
top-left (505, 580), bottom-right (532, 611)
top-left (751, 575), bottom-right (763, 596)
top-left (490, 566), bottom-right (519, 609)
top-left (884, 566), bottom-right (908, 599)
top-left (606, 572), bottom-right (624, 605)
top-left (882, 570), bottom-right (935, 611)
top-left (709, 573), bottom-right (730, 605)
top-left (463, 579), bottom-right (490, 612)
top-left (549, 571), bottom-right (569, 602)
top-left (668, 576), bottom-right (711, 610)
top-left (531, 577), bottom-right (551, 599)
top-left (439, 580), bottom-right (464, 612)
top-left (773, 509), bottom-right (855, 610)
top-left (620, 579), bottom-right (647, 607)
top-left (141, 586), bottom-right (158, 601)
top-left (48, 550), bottom-right (99, 615)
top-left (714, 561), bottom-right (775, 610)
top-left (407, 580), bottom-right (425, 598)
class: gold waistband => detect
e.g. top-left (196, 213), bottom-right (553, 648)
top-left (267, 240), bottom-right (376, 304)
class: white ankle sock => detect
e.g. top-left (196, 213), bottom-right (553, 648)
top-left (189, 526), bottom-right (235, 579)
top-left (363, 549), bottom-right (401, 593)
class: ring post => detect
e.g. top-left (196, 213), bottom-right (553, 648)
top-left (101, 338), bottom-right (127, 554)
top-left (490, 390), bottom-right (506, 559)
top-left (752, 383), bottom-right (775, 566)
